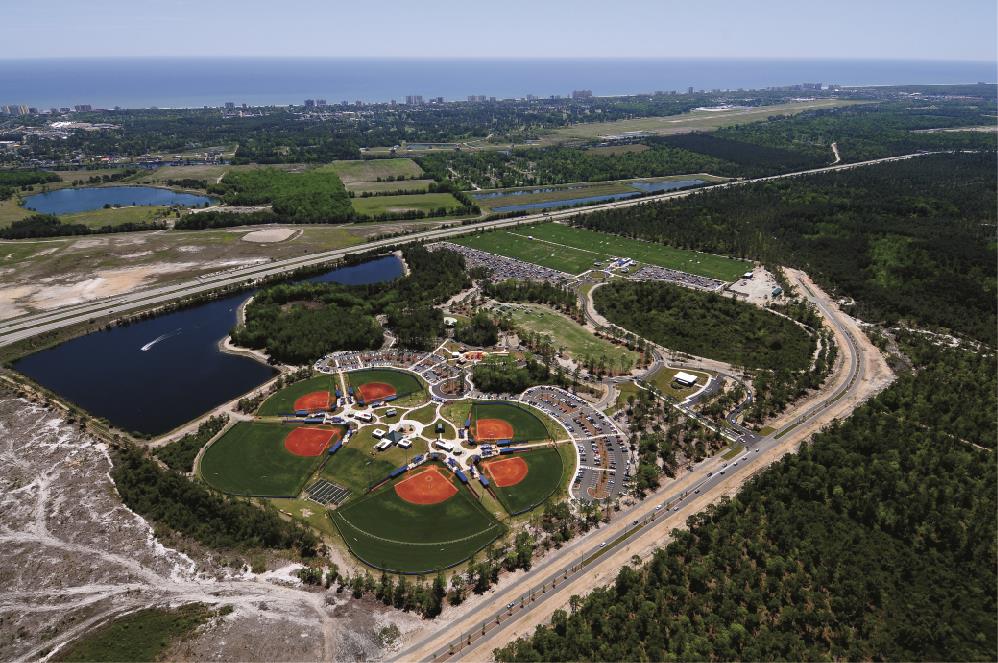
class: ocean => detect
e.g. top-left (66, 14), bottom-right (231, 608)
top-left (0, 57), bottom-right (994, 110)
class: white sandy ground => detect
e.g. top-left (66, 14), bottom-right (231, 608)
top-left (726, 266), bottom-right (782, 305)
top-left (240, 228), bottom-right (299, 243)
top-left (0, 397), bottom-right (425, 662)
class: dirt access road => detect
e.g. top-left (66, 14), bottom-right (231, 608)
top-left (394, 271), bottom-right (893, 662)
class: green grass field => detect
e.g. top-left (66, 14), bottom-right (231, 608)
top-left (471, 401), bottom-right (551, 442)
top-left (351, 192), bottom-right (464, 217)
top-left (524, 223), bottom-right (749, 281)
top-left (200, 422), bottom-right (331, 496)
top-left (321, 446), bottom-right (395, 496)
top-left (330, 467), bottom-right (505, 572)
top-left (347, 179), bottom-right (434, 194)
top-left (452, 230), bottom-right (597, 274)
top-left (508, 304), bottom-right (638, 374)
top-left (320, 158), bottom-right (424, 184)
top-left (486, 447), bottom-right (564, 515)
top-left (348, 368), bottom-right (424, 401)
top-left (257, 375), bottom-right (340, 416)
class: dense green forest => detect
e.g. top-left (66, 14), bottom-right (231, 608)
top-left (576, 152), bottom-right (998, 344)
top-left (153, 415), bottom-right (227, 472)
top-left (496, 339), bottom-right (997, 662)
top-left (594, 281), bottom-right (814, 372)
top-left (472, 354), bottom-right (572, 393)
top-left (0, 213), bottom-right (164, 239)
top-left (233, 247), bottom-right (469, 361)
top-left (454, 312), bottom-right (499, 347)
top-left (207, 168), bottom-right (354, 222)
top-left (481, 279), bottom-right (579, 313)
top-left (112, 447), bottom-right (318, 555)
top-left (0, 169), bottom-right (60, 199)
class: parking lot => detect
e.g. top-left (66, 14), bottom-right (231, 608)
top-left (521, 386), bottom-right (630, 503)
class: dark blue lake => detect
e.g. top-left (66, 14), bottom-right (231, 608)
top-left (13, 255), bottom-right (403, 436)
top-left (24, 186), bottom-right (215, 215)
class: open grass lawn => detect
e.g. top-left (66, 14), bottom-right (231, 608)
top-left (257, 375), bottom-right (340, 416)
top-left (441, 400), bottom-right (472, 430)
top-left (345, 179), bottom-right (434, 194)
top-left (60, 204), bottom-right (170, 229)
top-left (321, 446), bottom-right (395, 496)
top-left (451, 230), bottom-right (597, 274)
top-left (321, 158), bottom-right (423, 184)
top-left (330, 467), bottom-right (505, 573)
top-left (0, 196), bottom-right (36, 226)
top-left (648, 366), bottom-right (711, 399)
top-left (472, 401), bottom-right (551, 442)
top-left (53, 603), bottom-right (220, 662)
top-left (405, 402), bottom-right (438, 425)
top-left (526, 223), bottom-right (749, 281)
top-left (508, 303), bottom-right (638, 374)
top-left (487, 447), bottom-right (564, 515)
top-left (200, 422), bottom-right (328, 497)
top-left (351, 192), bottom-right (464, 217)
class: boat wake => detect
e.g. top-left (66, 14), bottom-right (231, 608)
top-left (140, 330), bottom-right (180, 352)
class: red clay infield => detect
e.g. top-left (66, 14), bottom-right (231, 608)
top-left (474, 418), bottom-right (514, 441)
top-left (357, 382), bottom-right (397, 402)
top-left (394, 467), bottom-right (458, 505)
top-left (284, 427), bottom-right (340, 457)
top-left (483, 456), bottom-right (529, 487)
top-left (293, 390), bottom-right (330, 412)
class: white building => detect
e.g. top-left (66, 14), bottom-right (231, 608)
top-left (674, 371), bottom-right (700, 387)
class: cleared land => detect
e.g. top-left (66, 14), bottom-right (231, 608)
top-left (544, 99), bottom-right (866, 143)
top-left (508, 304), bottom-right (638, 373)
top-left (486, 447), bottom-right (564, 515)
top-left (199, 422), bottom-right (327, 496)
top-left (453, 222), bottom-right (748, 280)
top-left (257, 375), bottom-right (340, 416)
top-left (351, 192), bottom-right (464, 217)
top-left (330, 466), bottom-right (505, 573)
top-left (320, 158), bottom-right (424, 184)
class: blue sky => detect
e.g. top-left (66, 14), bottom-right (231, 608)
top-left (3, 0), bottom-right (996, 60)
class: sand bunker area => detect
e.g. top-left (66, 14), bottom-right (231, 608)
top-left (241, 227), bottom-right (299, 243)
top-left (0, 397), bottom-right (423, 661)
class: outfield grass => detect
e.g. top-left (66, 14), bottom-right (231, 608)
top-left (331, 467), bottom-right (505, 572)
top-left (472, 401), bottom-right (551, 442)
top-left (507, 303), bottom-right (638, 374)
top-left (351, 192), bottom-right (464, 217)
top-left (258, 375), bottom-right (340, 416)
top-left (53, 604), bottom-right (221, 662)
top-left (320, 158), bottom-right (424, 184)
top-left (487, 447), bottom-right (564, 515)
top-left (200, 422), bottom-right (329, 497)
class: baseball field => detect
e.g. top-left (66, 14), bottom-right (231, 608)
top-left (257, 375), bottom-right (340, 416)
top-left (483, 447), bottom-right (565, 515)
top-left (330, 465), bottom-right (506, 573)
top-left (347, 368), bottom-right (424, 404)
top-left (471, 401), bottom-right (551, 443)
top-left (200, 422), bottom-right (344, 496)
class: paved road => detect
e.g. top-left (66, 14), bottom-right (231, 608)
top-left (392, 272), bottom-right (870, 662)
top-left (0, 151), bottom-right (940, 348)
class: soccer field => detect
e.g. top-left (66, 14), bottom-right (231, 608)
top-left (330, 467), bottom-right (505, 573)
top-left (199, 422), bottom-right (329, 497)
top-left (454, 223), bottom-right (748, 280)
top-left (485, 447), bottom-right (565, 515)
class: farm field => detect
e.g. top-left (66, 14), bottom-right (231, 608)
top-left (506, 303), bottom-right (639, 374)
top-left (199, 422), bottom-right (331, 496)
top-left (320, 158), bottom-right (424, 184)
top-left (330, 466), bottom-right (505, 572)
top-left (542, 99), bottom-right (866, 144)
top-left (484, 447), bottom-right (564, 515)
top-left (257, 375), bottom-right (341, 416)
top-left (471, 400), bottom-right (551, 443)
top-left (351, 192), bottom-right (464, 217)
top-left (526, 223), bottom-right (749, 281)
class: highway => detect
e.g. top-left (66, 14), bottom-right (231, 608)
top-left (391, 270), bottom-right (884, 662)
top-left (0, 150), bottom-right (940, 349)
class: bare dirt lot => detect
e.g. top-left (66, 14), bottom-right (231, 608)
top-left (0, 396), bottom-right (423, 661)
